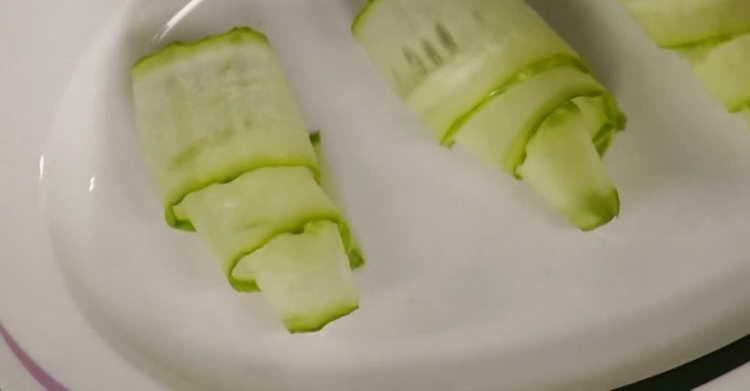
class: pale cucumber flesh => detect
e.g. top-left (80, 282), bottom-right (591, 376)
top-left (132, 28), bottom-right (318, 229)
top-left (691, 34), bottom-right (750, 112)
top-left (518, 103), bottom-right (620, 230)
top-left (178, 166), bottom-right (342, 282)
top-left (234, 220), bottom-right (359, 333)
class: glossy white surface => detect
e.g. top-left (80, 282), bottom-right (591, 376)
top-left (0, 342), bottom-right (39, 391)
top-left (700, 364), bottom-right (750, 391)
top-left (3, 1), bottom-right (749, 390)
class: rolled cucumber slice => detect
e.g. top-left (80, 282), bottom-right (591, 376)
top-left (518, 103), bottom-right (620, 230)
top-left (622, 1), bottom-right (750, 124)
top-left (177, 166), bottom-right (346, 290)
top-left (574, 95), bottom-right (625, 156)
top-left (621, 0), bottom-right (750, 48)
top-left (451, 66), bottom-right (608, 175)
top-left (132, 27), bottom-right (318, 230)
top-left (233, 220), bottom-right (359, 333)
top-left (310, 133), bottom-right (365, 270)
top-left (353, 0), bottom-right (625, 230)
top-left (692, 34), bottom-right (750, 112)
top-left (132, 28), bottom-right (364, 332)
top-left (353, 0), bottom-right (581, 142)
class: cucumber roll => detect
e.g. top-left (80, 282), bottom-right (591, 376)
top-left (132, 28), bottom-right (363, 332)
top-left (622, 0), bottom-right (750, 123)
top-left (353, 0), bottom-right (625, 230)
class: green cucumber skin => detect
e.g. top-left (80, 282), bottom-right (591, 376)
top-left (226, 218), bottom-right (362, 292)
top-left (440, 54), bottom-right (588, 146)
top-left (177, 166), bottom-right (362, 290)
top-left (226, 220), bottom-right (365, 294)
top-left (165, 161), bottom-right (321, 231)
top-left (309, 132), bottom-right (366, 270)
top-left (354, 0), bottom-right (583, 139)
top-left (173, 133), bottom-right (365, 294)
top-left (167, 135), bottom-right (328, 231)
top-left (579, 190), bottom-right (621, 231)
top-left (133, 27), bottom-right (268, 76)
top-left (287, 304), bottom-right (359, 333)
top-left (228, 221), bottom-right (362, 293)
top-left (309, 131), bottom-right (322, 146)
top-left (353, 0), bottom-right (624, 150)
top-left (351, 0), bottom-right (377, 35)
top-left (507, 90), bottom-right (608, 176)
top-left (450, 66), bottom-right (618, 175)
top-left (622, 0), bottom-right (750, 48)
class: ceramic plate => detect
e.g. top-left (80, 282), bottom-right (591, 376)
top-left (2, 1), bottom-right (749, 389)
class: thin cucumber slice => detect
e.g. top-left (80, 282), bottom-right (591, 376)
top-left (133, 28), bottom-right (365, 332)
top-left (432, 54), bottom-right (585, 145)
top-left (622, 0), bottom-right (750, 48)
top-left (132, 27), bottom-right (268, 75)
top-left (452, 66), bottom-right (607, 175)
top-left (177, 166), bottom-right (351, 291)
top-left (574, 95), bottom-right (621, 140)
top-left (518, 103), bottom-right (620, 231)
top-left (234, 220), bottom-right (359, 333)
top-left (352, 0), bottom-right (579, 141)
top-left (679, 44), bottom-right (719, 64)
top-left (310, 132), bottom-right (365, 269)
top-left (623, 1), bottom-right (750, 123)
top-left (574, 95), bottom-right (626, 156)
top-left (132, 27), bottom-right (318, 229)
top-left (692, 34), bottom-right (750, 112)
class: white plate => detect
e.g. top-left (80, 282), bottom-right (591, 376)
top-left (3, 1), bottom-right (750, 390)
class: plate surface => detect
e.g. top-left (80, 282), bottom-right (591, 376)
top-left (3, 1), bottom-right (750, 390)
